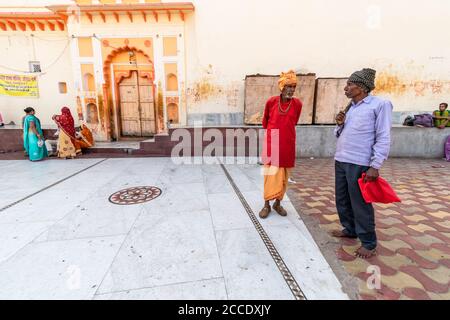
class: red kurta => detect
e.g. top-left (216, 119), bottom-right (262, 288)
top-left (262, 95), bottom-right (302, 168)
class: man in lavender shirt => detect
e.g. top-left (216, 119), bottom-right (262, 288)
top-left (332, 68), bottom-right (393, 259)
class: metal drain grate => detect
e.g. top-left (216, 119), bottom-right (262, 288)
top-left (220, 163), bottom-right (307, 300)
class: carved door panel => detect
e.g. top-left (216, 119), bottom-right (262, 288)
top-left (119, 71), bottom-right (141, 136)
top-left (139, 83), bottom-right (156, 135)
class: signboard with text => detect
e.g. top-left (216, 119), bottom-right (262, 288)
top-left (0, 74), bottom-right (39, 98)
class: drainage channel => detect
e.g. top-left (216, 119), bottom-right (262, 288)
top-left (219, 163), bottom-right (306, 300)
top-left (0, 159), bottom-right (108, 213)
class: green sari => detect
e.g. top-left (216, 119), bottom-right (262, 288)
top-left (23, 115), bottom-right (48, 161)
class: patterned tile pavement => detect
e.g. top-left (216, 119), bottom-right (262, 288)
top-left (287, 158), bottom-right (450, 300)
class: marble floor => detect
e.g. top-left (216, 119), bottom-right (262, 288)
top-left (0, 158), bottom-right (348, 300)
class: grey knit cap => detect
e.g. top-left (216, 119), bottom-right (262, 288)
top-left (348, 68), bottom-right (376, 92)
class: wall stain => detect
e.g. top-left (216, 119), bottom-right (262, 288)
top-left (373, 71), bottom-right (408, 96)
top-left (373, 70), bottom-right (450, 97)
top-left (187, 78), bottom-right (223, 103)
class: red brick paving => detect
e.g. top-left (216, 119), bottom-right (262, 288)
top-left (287, 158), bottom-right (450, 300)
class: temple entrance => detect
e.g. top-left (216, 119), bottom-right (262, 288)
top-left (118, 70), bottom-right (156, 137)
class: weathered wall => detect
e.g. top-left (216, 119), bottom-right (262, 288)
top-left (1, 0), bottom-right (449, 128)
top-left (181, 0), bottom-right (450, 122)
top-left (244, 74), bottom-right (316, 125)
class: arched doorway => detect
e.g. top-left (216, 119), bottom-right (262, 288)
top-left (103, 46), bottom-right (156, 138)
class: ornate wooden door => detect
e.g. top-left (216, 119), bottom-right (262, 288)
top-left (119, 71), bottom-right (141, 136)
top-left (118, 71), bottom-right (156, 137)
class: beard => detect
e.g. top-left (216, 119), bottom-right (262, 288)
top-left (283, 92), bottom-right (294, 100)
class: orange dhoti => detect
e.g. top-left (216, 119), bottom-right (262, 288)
top-left (263, 165), bottom-right (291, 201)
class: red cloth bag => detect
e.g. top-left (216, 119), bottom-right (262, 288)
top-left (358, 173), bottom-right (401, 204)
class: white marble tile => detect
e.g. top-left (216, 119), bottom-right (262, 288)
top-left (264, 224), bottom-right (348, 300)
top-left (94, 278), bottom-right (227, 300)
top-left (234, 165), bottom-right (265, 192)
top-left (0, 235), bottom-right (125, 299)
top-left (96, 210), bottom-right (222, 294)
top-left (158, 164), bottom-right (204, 185)
top-left (215, 228), bottom-right (294, 300)
top-left (0, 188), bottom-right (94, 224)
top-left (201, 163), bottom-right (224, 175)
top-left (34, 197), bottom-right (144, 242)
top-left (207, 193), bottom-right (253, 231)
top-left (203, 173), bottom-right (234, 194)
top-left (223, 165), bottom-right (258, 192)
top-left (0, 158), bottom-right (346, 300)
top-left (143, 182), bottom-right (209, 214)
top-left (0, 221), bottom-right (54, 263)
top-left (90, 173), bottom-right (162, 200)
top-left (0, 159), bottom-right (105, 208)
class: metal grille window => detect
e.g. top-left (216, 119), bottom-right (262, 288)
top-left (28, 61), bottom-right (41, 73)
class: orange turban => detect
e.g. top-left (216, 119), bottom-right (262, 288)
top-left (278, 70), bottom-right (297, 91)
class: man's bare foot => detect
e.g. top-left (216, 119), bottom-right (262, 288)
top-left (355, 246), bottom-right (377, 259)
top-left (259, 206), bottom-right (271, 219)
top-left (330, 230), bottom-right (357, 239)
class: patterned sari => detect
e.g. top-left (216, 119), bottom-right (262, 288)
top-left (54, 107), bottom-right (81, 158)
top-left (23, 115), bottom-right (48, 161)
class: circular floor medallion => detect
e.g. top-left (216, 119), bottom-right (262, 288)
top-left (109, 186), bottom-right (162, 205)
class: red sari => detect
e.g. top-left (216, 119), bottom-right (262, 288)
top-left (54, 107), bottom-right (81, 154)
top-left (262, 96), bottom-right (302, 168)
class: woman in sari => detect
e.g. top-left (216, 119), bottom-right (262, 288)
top-left (76, 123), bottom-right (95, 150)
top-left (52, 107), bottom-right (81, 159)
top-left (23, 107), bottom-right (48, 161)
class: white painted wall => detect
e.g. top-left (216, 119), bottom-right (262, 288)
top-left (0, 31), bottom-right (77, 127)
top-left (1, 0), bottom-right (449, 128)
top-left (180, 0), bottom-right (450, 113)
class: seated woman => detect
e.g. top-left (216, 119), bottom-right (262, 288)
top-left (52, 107), bottom-right (81, 159)
top-left (23, 107), bottom-right (48, 161)
top-left (75, 123), bottom-right (95, 150)
top-left (433, 102), bottom-right (450, 129)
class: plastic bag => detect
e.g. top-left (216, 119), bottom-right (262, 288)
top-left (358, 173), bottom-right (401, 204)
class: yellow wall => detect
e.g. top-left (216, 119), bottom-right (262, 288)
top-left (81, 64), bottom-right (96, 92)
top-left (164, 63), bottom-right (178, 91)
top-left (78, 37), bottom-right (93, 57)
top-left (163, 37), bottom-right (177, 56)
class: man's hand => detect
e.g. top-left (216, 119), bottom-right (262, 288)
top-left (364, 167), bottom-right (379, 182)
top-left (336, 112), bottom-right (346, 125)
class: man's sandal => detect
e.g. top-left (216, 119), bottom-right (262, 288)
top-left (259, 206), bottom-right (271, 219)
top-left (272, 203), bottom-right (287, 216)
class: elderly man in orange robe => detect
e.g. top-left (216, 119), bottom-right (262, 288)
top-left (259, 70), bottom-right (303, 219)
